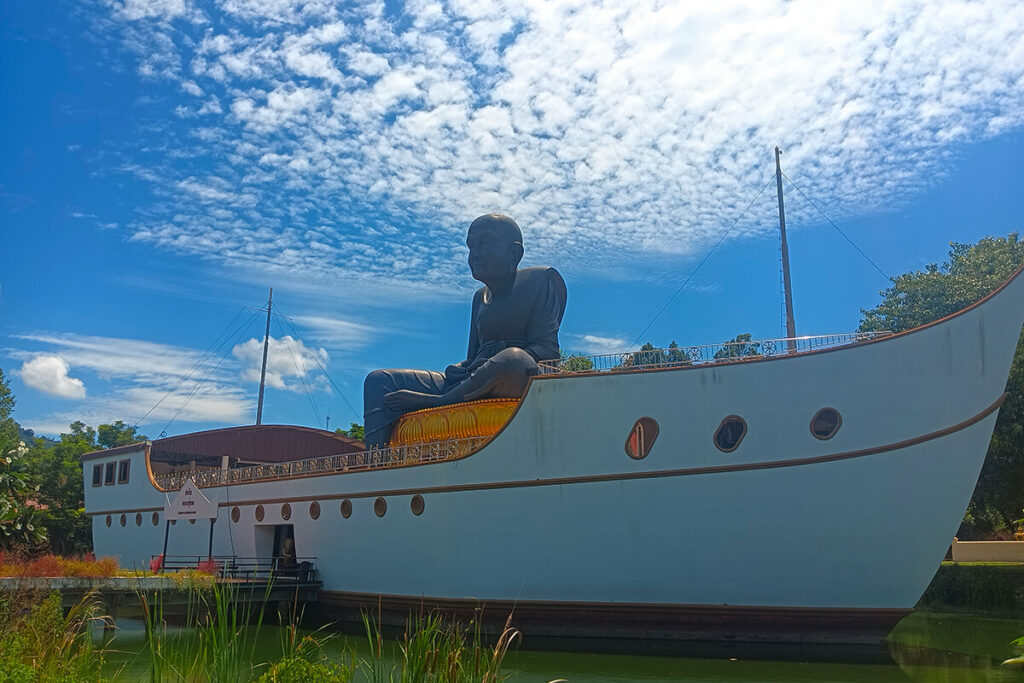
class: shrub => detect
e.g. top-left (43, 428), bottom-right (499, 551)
top-left (258, 657), bottom-right (352, 682)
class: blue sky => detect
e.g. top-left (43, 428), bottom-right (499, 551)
top-left (2, 0), bottom-right (1023, 438)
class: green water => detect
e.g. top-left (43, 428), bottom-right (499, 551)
top-left (102, 611), bottom-right (1024, 682)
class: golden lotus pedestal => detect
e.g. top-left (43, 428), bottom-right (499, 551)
top-left (389, 398), bottom-right (520, 454)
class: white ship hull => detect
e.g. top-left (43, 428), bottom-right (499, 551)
top-left (83, 263), bottom-right (1024, 641)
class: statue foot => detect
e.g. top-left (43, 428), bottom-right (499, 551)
top-left (383, 389), bottom-right (445, 412)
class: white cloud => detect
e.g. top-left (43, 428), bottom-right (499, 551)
top-left (18, 355), bottom-right (87, 399)
top-left (574, 334), bottom-right (629, 355)
top-left (92, 0), bottom-right (1024, 300)
top-left (292, 315), bottom-right (374, 347)
top-left (232, 335), bottom-right (329, 391)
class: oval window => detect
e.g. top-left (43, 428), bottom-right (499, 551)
top-left (714, 415), bottom-right (747, 453)
top-left (152, 511), bottom-right (160, 526)
top-left (135, 512), bottom-right (143, 526)
top-left (120, 514), bottom-right (127, 527)
top-left (374, 497), bottom-right (387, 517)
top-left (624, 417), bottom-right (660, 459)
top-left (309, 501), bottom-right (321, 520)
top-left (255, 505), bottom-right (265, 522)
top-left (810, 407), bottom-right (842, 440)
top-left (281, 503), bottom-right (292, 521)
top-left (231, 507), bottom-right (240, 523)
top-left (340, 499), bottom-right (352, 519)
top-left (410, 495), bottom-right (425, 516)
top-left (105, 515), bottom-right (112, 528)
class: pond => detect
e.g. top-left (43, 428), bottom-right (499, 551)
top-left (103, 611), bottom-right (1024, 682)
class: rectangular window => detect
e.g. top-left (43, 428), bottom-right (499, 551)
top-left (92, 464), bottom-right (103, 487)
top-left (118, 459), bottom-right (130, 484)
top-left (104, 462), bottom-right (116, 485)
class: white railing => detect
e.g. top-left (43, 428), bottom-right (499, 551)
top-left (541, 331), bottom-right (893, 374)
top-left (152, 435), bottom-right (492, 491)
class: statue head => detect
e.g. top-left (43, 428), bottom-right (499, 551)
top-left (466, 214), bottom-right (524, 285)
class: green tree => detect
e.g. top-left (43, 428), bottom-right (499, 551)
top-left (0, 369), bottom-right (46, 549)
top-left (859, 233), bottom-right (1024, 538)
top-left (97, 420), bottom-right (146, 449)
top-left (559, 350), bottom-right (595, 372)
top-left (666, 340), bottom-right (690, 366)
top-left (714, 333), bottom-right (762, 360)
top-left (336, 423), bottom-right (365, 441)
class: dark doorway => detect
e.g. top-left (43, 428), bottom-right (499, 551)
top-left (273, 524), bottom-right (296, 575)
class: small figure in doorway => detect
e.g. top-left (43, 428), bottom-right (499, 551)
top-left (279, 536), bottom-right (297, 575)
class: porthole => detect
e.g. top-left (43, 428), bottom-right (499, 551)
top-left (625, 417), bottom-right (660, 459)
top-left (309, 501), bottom-right (321, 520)
top-left (281, 503), bottom-right (292, 520)
top-left (810, 407), bottom-right (842, 440)
top-left (120, 514), bottom-right (127, 527)
top-left (135, 512), bottom-right (143, 526)
top-left (340, 499), bottom-right (352, 518)
top-left (374, 497), bottom-right (387, 517)
top-left (255, 505), bottom-right (265, 522)
top-left (714, 415), bottom-right (747, 453)
top-left (410, 495), bottom-right (424, 516)
top-left (152, 512), bottom-right (160, 526)
top-left (231, 506), bottom-right (240, 523)
top-left (105, 515), bottom-right (112, 527)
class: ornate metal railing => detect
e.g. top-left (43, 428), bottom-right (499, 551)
top-left (540, 331), bottom-right (893, 374)
top-left (152, 435), bottom-right (491, 491)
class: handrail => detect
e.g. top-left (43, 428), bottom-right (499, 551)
top-left (152, 435), bottom-right (492, 491)
top-left (540, 331), bottom-right (893, 374)
top-left (153, 555), bottom-right (318, 582)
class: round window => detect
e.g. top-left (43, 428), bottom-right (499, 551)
top-left (281, 503), bottom-right (292, 520)
top-left (374, 497), bottom-right (387, 517)
top-left (309, 501), bottom-right (321, 520)
top-left (625, 417), bottom-right (660, 459)
top-left (410, 495), bottom-right (425, 516)
top-left (714, 415), bottom-right (747, 453)
top-left (810, 407), bottom-right (842, 440)
top-left (340, 499), bottom-right (352, 518)
top-left (254, 505), bottom-right (265, 522)
top-left (135, 512), bottom-right (143, 526)
top-left (152, 511), bottom-right (160, 526)
top-left (231, 506), bottom-right (240, 523)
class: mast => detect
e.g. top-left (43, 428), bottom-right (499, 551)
top-left (256, 287), bottom-right (272, 425)
top-left (775, 147), bottom-right (797, 352)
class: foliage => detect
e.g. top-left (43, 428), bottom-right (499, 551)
top-left (713, 333), bottom-right (762, 360)
top-left (0, 590), bottom-right (110, 682)
top-left (335, 423), bottom-right (365, 441)
top-left (559, 350), bottom-right (594, 372)
top-left (96, 420), bottom-right (146, 450)
top-left (917, 563), bottom-right (1021, 613)
top-left (257, 657), bottom-right (352, 683)
top-left (0, 370), bottom-right (46, 550)
top-left (625, 341), bottom-right (690, 369)
top-left (0, 553), bottom-right (119, 578)
top-left (360, 610), bottom-right (519, 683)
top-left (859, 233), bottom-right (1024, 539)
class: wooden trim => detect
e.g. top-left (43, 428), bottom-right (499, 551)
top-left (199, 392), bottom-right (1007, 511)
top-left (89, 392), bottom-right (1006, 515)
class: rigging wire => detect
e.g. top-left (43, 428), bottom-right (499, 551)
top-left (781, 170), bottom-right (892, 282)
top-left (273, 313), bottom-right (324, 428)
top-left (271, 302), bottom-right (362, 422)
top-left (132, 305), bottom-right (250, 430)
top-left (157, 309), bottom-right (263, 437)
top-left (626, 174), bottom-right (778, 353)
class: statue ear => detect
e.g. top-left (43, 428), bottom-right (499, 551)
top-left (508, 241), bottom-right (524, 268)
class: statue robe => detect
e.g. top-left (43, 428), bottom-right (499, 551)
top-left (363, 267), bottom-right (566, 447)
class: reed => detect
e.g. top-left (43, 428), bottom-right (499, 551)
top-left (0, 589), bottom-right (111, 682)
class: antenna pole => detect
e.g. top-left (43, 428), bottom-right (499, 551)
top-left (775, 147), bottom-right (797, 352)
top-left (256, 287), bottom-right (272, 425)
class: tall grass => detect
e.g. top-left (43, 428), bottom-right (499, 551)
top-left (360, 608), bottom-right (520, 683)
top-left (0, 589), bottom-right (111, 682)
top-left (139, 578), bottom-right (271, 682)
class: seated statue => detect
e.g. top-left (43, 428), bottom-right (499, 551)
top-left (363, 214), bottom-right (567, 448)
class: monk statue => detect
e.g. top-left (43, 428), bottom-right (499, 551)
top-left (363, 214), bottom-right (567, 448)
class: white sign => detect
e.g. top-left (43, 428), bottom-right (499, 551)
top-left (164, 479), bottom-right (218, 521)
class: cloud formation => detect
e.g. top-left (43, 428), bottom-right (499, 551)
top-left (18, 355), bottom-right (87, 399)
top-left (232, 334), bottom-right (330, 391)
top-left (93, 0), bottom-right (1024, 301)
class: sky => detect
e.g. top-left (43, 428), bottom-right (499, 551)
top-left (2, 0), bottom-right (1023, 439)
